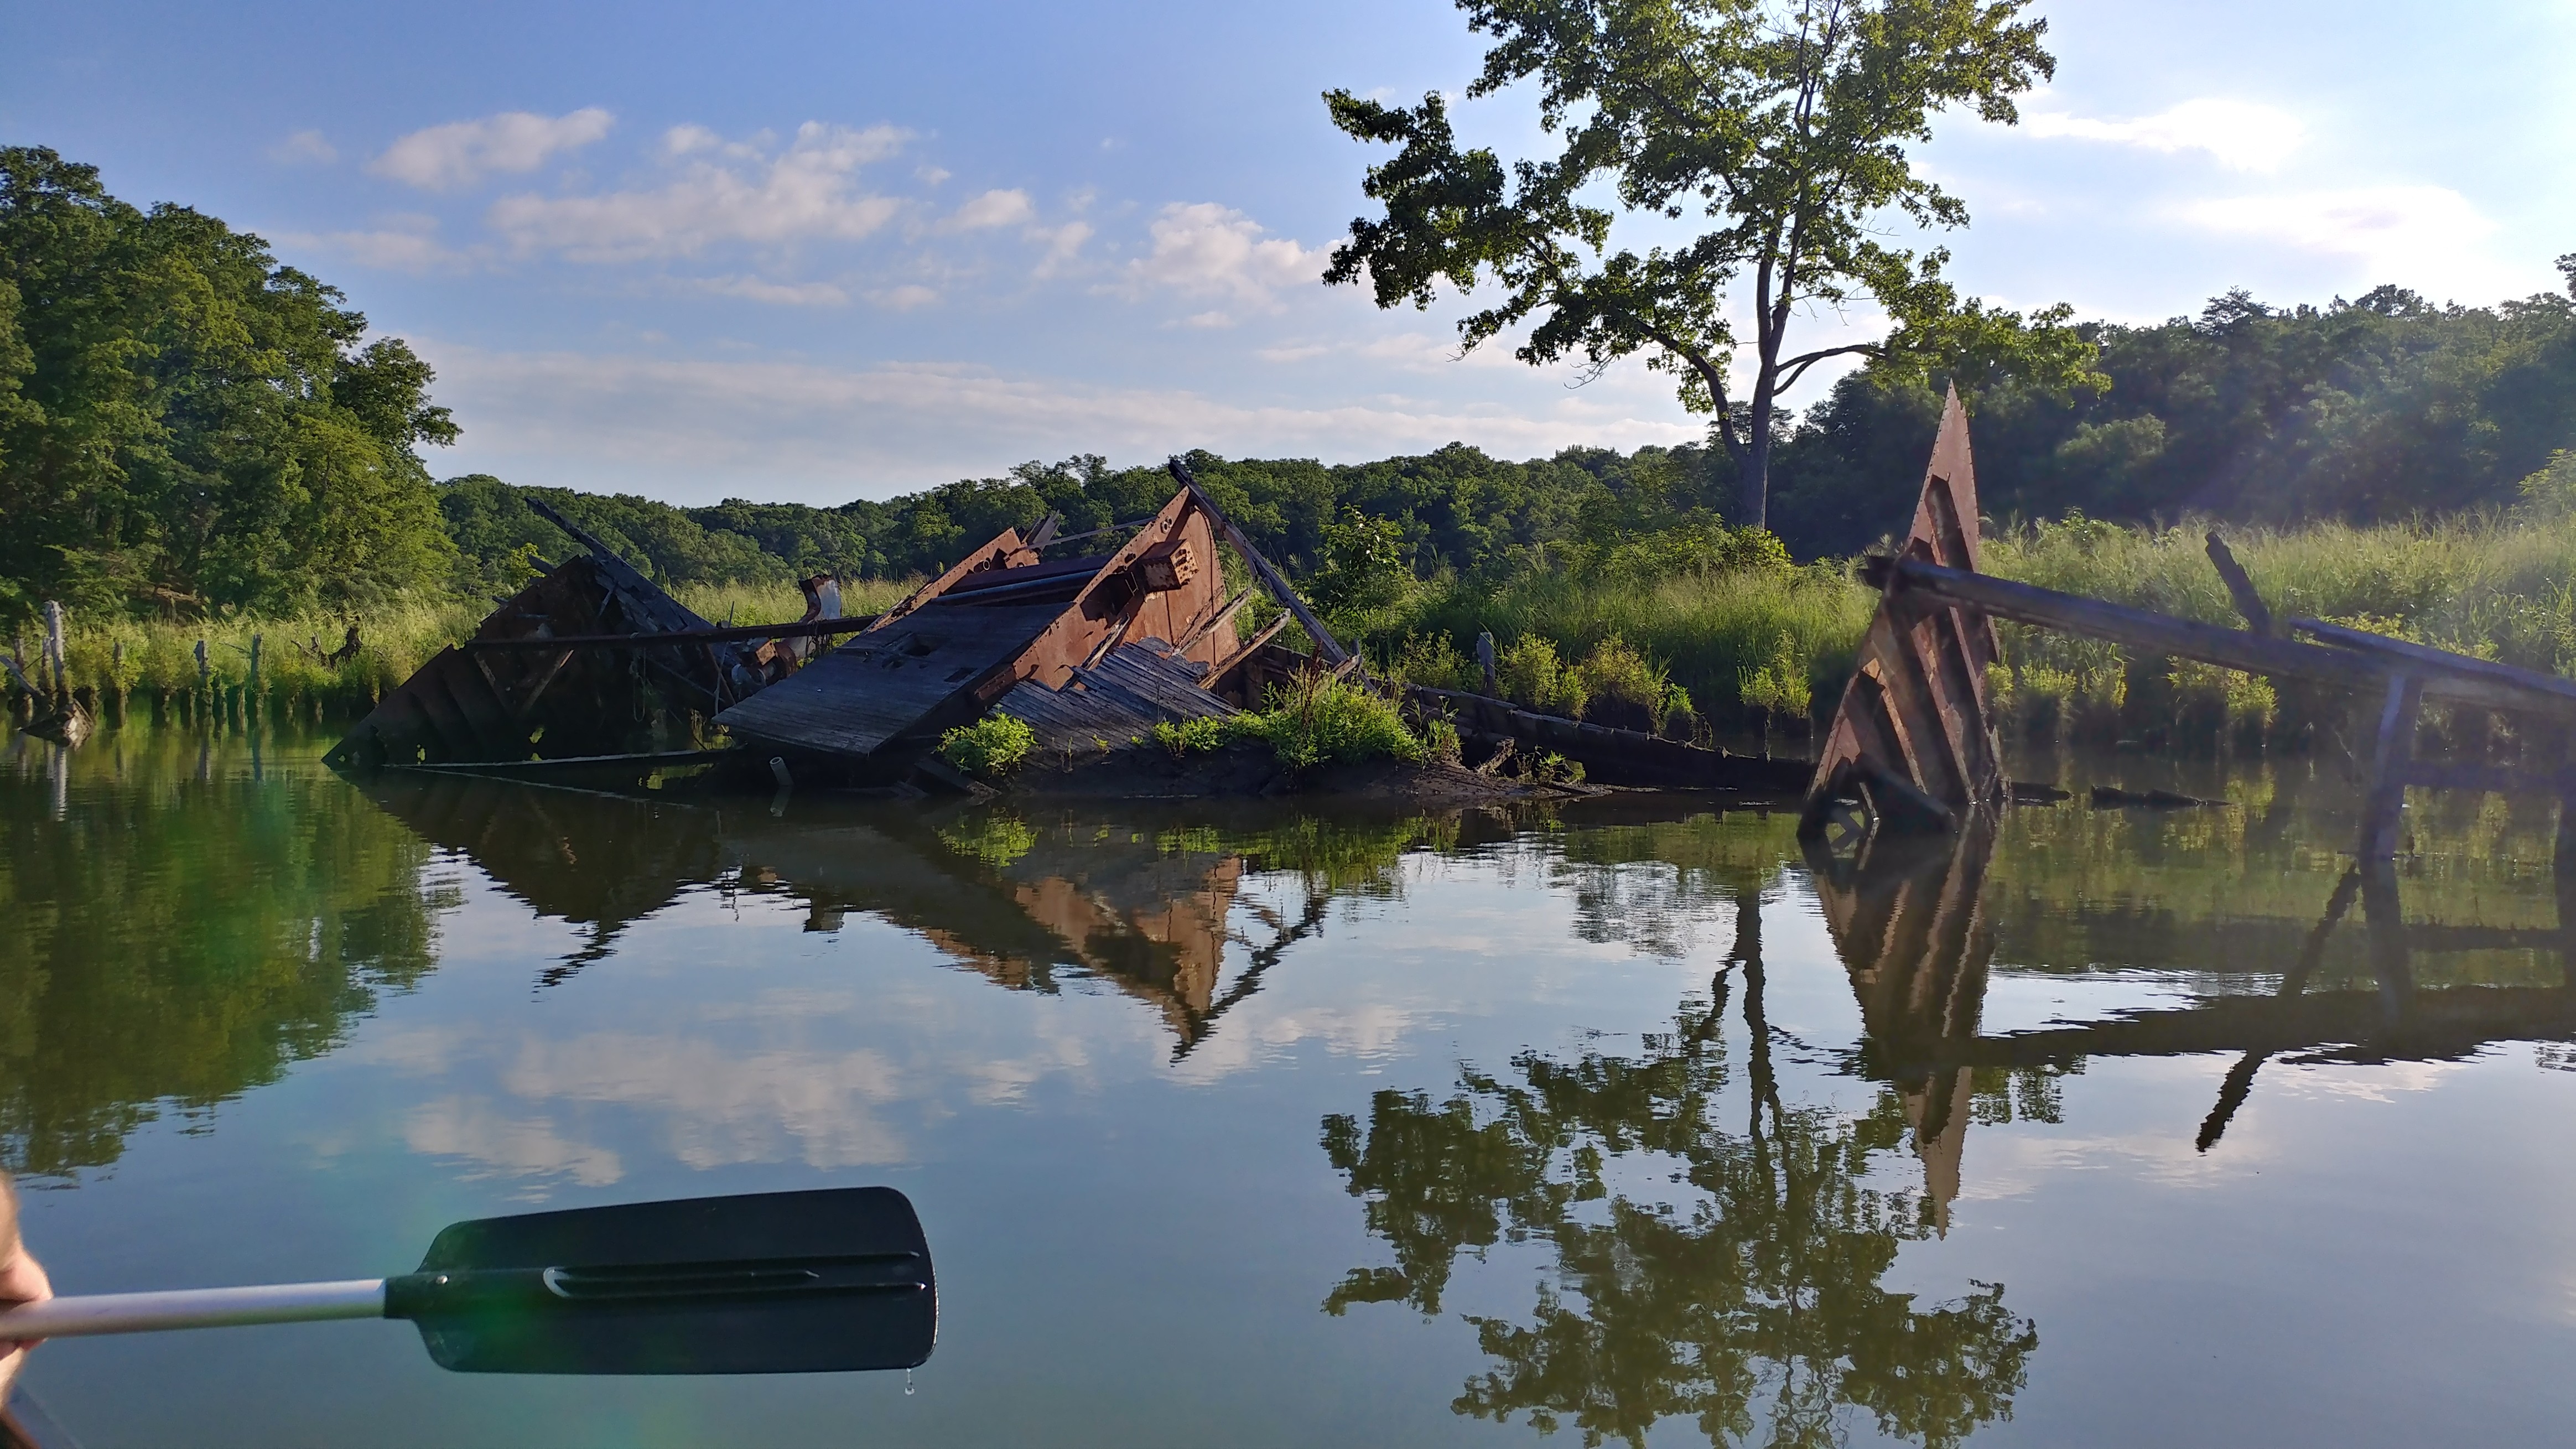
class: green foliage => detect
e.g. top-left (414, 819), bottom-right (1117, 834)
top-left (1568, 635), bottom-right (1685, 733)
top-left (1323, 0), bottom-right (2090, 526)
top-left (1773, 284), bottom-right (2576, 555)
top-left (1150, 715), bottom-right (1237, 757)
top-left (1422, 716), bottom-right (1463, 767)
top-left (938, 715), bottom-right (1036, 780)
top-left (1243, 673), bottom-right (1424, 771)
top-left (0, 147), bottom-right (458, 625)
top-left (1306, 507), bottom-right (1417, 626)
top-left (1497, 634), bottom-right (1587, 718)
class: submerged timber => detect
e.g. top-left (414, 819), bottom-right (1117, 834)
top-left (329, 460), bottom-right (1804, 799)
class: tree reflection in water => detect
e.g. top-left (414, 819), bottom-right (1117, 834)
top-left (1320, 887), bottom-right (2035, 1448)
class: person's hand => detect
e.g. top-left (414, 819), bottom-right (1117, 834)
top-left (0, 1182), bottom-right (51, 1399)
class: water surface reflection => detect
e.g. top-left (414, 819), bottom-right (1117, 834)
top-left (8, 730), bottom-right (2576, 1446)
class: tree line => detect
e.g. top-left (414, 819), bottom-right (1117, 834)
top-left (8, 143), bottom-right (2574, 629)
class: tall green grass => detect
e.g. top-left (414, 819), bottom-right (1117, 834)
top-left (1369, 562), bottom-right (1877, 741)
top-left (8, 574), bottom-right (925, 726)
top-left (21, 506), bottom-right (2576, 756)
top-left (1982, 512), bottom-right (2576, 748)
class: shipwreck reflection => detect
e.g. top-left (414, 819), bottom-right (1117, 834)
top-left (1805, 819), bottom-right (2576, 1194)
top-left (359, 776), bottom-right (1466, 1055)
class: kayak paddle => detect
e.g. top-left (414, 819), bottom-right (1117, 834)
top-left (0, 1187), bottom-right (934, 1375)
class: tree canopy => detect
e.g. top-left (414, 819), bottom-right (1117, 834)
top-left (1770, 279), bottom-right (2576, 555)
top-left (0, 147), bottom-right (457, 625)
top-left (1323, 0), bottom-right (2102, 528)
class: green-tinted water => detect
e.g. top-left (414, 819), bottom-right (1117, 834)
top-left (4, 725), bottom-right (2573, 1446)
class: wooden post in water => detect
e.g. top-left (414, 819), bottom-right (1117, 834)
top-left (43, 601), bottom-right (67, 699)
top-left (2355, 672), bottom-right (2421, 862)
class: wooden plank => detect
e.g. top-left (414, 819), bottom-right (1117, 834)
top-left (1203, 613), bottom-right (1292, 684)
top-left (873, 529), bottom-right (1038, 630)
top-left (714, 602), bottom-right (1068, 758)
top-left (1165, 459), bottom-right (1353, 669)
top-left (1878, 558), bottom-right (2386, 688)
top-left (2290, 616), bottom-right (2576, 709)
top-left (2359, 673), bottom-right (2422, 861)
top-left (1175, 588), bottom-right (1253, 654)
top-left (467, 617), bottom-right (881, 650)
top-left (2205, 532), bottom-right (2274, 635)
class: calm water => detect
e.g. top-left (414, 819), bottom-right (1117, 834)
top-left (6, 724), bottom-right (2575, 1447)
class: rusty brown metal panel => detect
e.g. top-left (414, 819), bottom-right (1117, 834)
top-left (1011, 490), bottom-right (1203, 690)
top-left (872, 529), bottom-right (1041, 630)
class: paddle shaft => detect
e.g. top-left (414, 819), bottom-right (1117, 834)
top-left (0, 1255), bottom-right (929, 1339)
top-left (0, 1280), bottom-right (386, 1337)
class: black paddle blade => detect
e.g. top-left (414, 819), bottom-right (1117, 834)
top-left (398, 1187), bottom-right (934, 1375)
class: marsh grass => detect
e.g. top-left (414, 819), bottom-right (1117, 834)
top-left (1378, 563), bottom-right (1876, 736)
top-left (22, 508), bottom-right (2576, 758)
top-left (14, 574), bottom-right (926, 724)
top-left (1984, 512), bottom-right (2576, 749)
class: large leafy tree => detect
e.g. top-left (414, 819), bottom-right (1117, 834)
top-left (1325, 0), bottom-right (2104, 528)
top-left (0, 147), bottom-right (457, 622)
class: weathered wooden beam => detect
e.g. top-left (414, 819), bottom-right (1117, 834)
top-left (466, 617), bottom-right (882, 650)
top-left (2205, 532), bottom-right (2273, 635)
top-left (1174, 588), bottom-right (1254, 654)
top-left (2291, 616), bottom-right (2576, 711)
top-left (1871, 557), bottom-right (2380, 687)
top-left (1878, 556), bottom-right (2576, 721)
top-left (1202, 612), bottom-right (1291, 683)
top-left (1166, 459), bottom-right (1353, 669)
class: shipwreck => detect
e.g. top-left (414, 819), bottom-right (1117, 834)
top-left (332, 461), bottom-right (1808, 797)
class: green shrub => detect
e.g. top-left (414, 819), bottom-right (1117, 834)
top-left (1424, 717), bottom-right (1463, 766)
top-left (1533, 751), bottom-right (1586, 785)
top-left (1151, 716), bottom-right (1237, 757)
top-left (1497, 635), bottom-right (1588, 718)
top-left (1244, 672), bottom-right (1424, 770)
top-left (938, 714), bottom-right (1036, 778)
top-left (1572, 634), bottom-right (1687, 733)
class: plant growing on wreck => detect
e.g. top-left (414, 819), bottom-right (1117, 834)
top-left (1245, 672), bottom-right (1424, 771)
top-left (1151, 716), bottom-right (1236, 757)
top-left (938, 714), bottom-right (1036, 780)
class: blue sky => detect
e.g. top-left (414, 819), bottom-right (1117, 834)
top-left (8, 0), bottom-right (2573, 504)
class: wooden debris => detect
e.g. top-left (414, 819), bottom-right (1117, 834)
top-left (1802, 386), bottom-right (2008, 843)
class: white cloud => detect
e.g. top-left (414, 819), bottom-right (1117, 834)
top-left (1112, 202), bottom-right (1323, 309)
top-left (268, 129), bottom-right (336, 165)
top-left (2027, 97), bottom-right (2307, 174)
top-left (487, 121), bottom-right (908, 262)
top-left (370, 107), bottom-right (614, 191)
top-left (695, 275), bottom-right (849, 307)
top-left (423, 342), bottom-right (1697, 500)
top-left (939, 188), bottom-right (1033, 231)
top-left (1029, 220), bottom-right (1093, 278)
top-left (282, 214), bottom-right (474, 273)
top-left (867, 283), bottom-right (941, 310)
top-left (2177, 184), bottom-right (2502, 283)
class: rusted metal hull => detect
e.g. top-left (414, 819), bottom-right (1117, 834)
top-left (714, 489), bottom-right (1240, 770)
